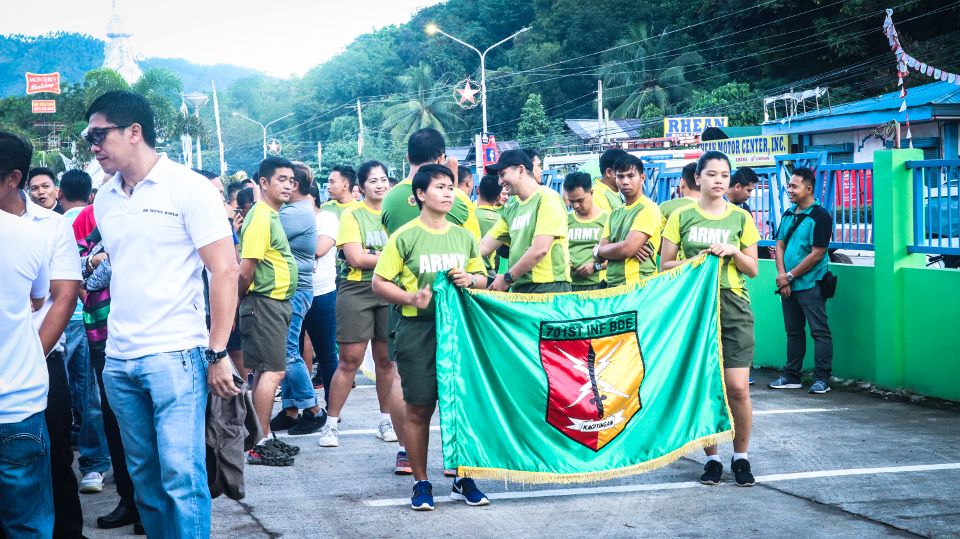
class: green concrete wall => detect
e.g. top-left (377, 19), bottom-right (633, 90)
top-left (745, 149), bottom-right (960, 402)
top-left (749, 261), bottom-right (877, 383)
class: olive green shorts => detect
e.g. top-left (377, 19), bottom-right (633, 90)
top-left (394, 317), bottom-right (438, 406)
top-left (239, 294), bottom-right (292, 372)
top-left (335, 280), bottom-right (388, 343)
top-left (511, 281), bottom-right (572, 294)
top-left (571, 283), bottom-right (605, 292)
top-left (719, 289), bottom-right (755, 369)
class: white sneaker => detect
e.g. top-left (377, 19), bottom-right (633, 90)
top-left (377, 419), bottom-right (398, 442)
top-left (317, 424), bottom-right (339, 447)
top-left (79, 472), bottom-right (104, 493)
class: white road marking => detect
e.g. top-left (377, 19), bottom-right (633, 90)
top-left (363, 462), bottom-right (960, 507)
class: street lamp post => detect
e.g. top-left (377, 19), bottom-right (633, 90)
top-left (183, 92), bottom-right (209, 169)
top-left (426, 24), bottom-right (530, 134)
top-left (232, 112), bottom-right (294, 159)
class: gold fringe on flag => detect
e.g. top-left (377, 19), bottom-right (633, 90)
top-left (455, 428), bottom-right (734, 485)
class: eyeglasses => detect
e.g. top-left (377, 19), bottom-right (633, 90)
top-left (83, 125), bottom-right (131, 146)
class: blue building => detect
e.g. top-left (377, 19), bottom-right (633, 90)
top-left (762, 81), bottom-right (960, 163)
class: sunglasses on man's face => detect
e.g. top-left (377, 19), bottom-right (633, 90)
top-left (83, 125), bottom-right (130, 146)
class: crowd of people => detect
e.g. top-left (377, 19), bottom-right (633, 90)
top-left (0, 90), bottom-right (835, 538)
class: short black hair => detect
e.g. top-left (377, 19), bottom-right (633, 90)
top-left (791, 167), bottom-right (816, 188)
top-left (681, 162), bottom-right (699, 191)
top-left (292, 162), bottom-right (313, 196)
top-left (310, 182), bottom-right (322, 207)
top-left (85, 91), bottom-right (157, 148)
top-left (226, 181), bottom-right (245, 202)
top-left (331, 165), bottom-right (357, 189)
top-left (563, 171), bottom-right (593, 192)
top-left (407, 128), bottom-right (445, 166)
top-left (412, 164), bottom-right (454, 210)
top-left (477, 174), bottom-right (502, 203)
top-left (59, 169), bottom-right (93, 202)
top-left (388, 177), bottom-right (399, 187)
top-left (28, 167), bottom-right (56, 185)
top-left (599, 149), bottom-right (629, 176)
top-left (522, 148), bottom-right (541, 162)
top-left (731, 166), bottom-right (759, 187)
top-left (613, 154), bottom-right (644, 175)
top-left (696, 151), bottom-right (732, 176)
top-left (457, 165), bottom-right (473, 186)
top-left (0, 131), bottom-right (33, 189)
top-left (236, 186), bottom-right (255, 211)
top-left (357, 160), bottom-right (387, 193)
top-left (258, 156), bottom-right (295, 183)
top-left (240, 178), bottom-right (255, 186)
top-left (192, 168), bottom-right (219, 180)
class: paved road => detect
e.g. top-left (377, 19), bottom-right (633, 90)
top-left (78, 369), bottom-right (960, 538)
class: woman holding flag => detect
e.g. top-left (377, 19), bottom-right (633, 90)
top-left (660, 150), bottom-right (760, 487)
top-left (372, 164), bottom-right (490, 511)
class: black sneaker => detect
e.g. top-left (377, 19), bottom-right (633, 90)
top-left (270, 435), bottom-right (300, 456)
top-left (270, 412), bottom-right (299, 432)
top-left (246, 440), bottom-right (294, 466)
top-left (288, 408), bottom-right (327, 435)
top-left (731, 458), bottom-right (755, 487)
top-left (700, 460), bottom-right (723, 485)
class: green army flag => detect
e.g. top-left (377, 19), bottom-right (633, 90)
top-left (434, 255), bottom-right (733, 483)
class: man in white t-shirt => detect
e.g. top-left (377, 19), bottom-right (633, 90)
top-left (301, 175), bottom-right (346, 408)
top-left (88, 91), bottom-right (240, 538)
top-left (0, 132), bottom-right (55, 537)
top-left (0, 131), bottom-right (85, 537)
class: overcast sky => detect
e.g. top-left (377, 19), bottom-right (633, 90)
top-left (0, 0), bottom-right (442, 77)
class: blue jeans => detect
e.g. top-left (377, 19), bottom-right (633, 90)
top-left (63, 319), bottom-right (110, 475)
top-left (282, 289), bottom-right (317, 410)
top-left (0, 412), bottom-right (54, 538)
top-left (103, 348), bottom-right (210, 539)
top-left (302, 290), bottom-right (338, 407)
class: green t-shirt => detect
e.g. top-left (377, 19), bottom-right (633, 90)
top-left (662, 202), bottom-right (761, 298)
top-left (239, 202), bottom-right (298, 300)
top-left (320, 199), bottom-right (356, 218)
top-left (603, 196), bottom-right (662, 286)
top-left (476, 204), bottom-right (501, 270)
top-left (659, 196), bottom-right (696, 226)
top-left (374, 218), bottom-right (485, 318)
top-left (488, 186), bottom-right (571, 287)
top-left (567, 211), bottom-right (609, 287)
top-left (592, 180), bottom-right (623, 214)
top-left (381, 179), bottom-right (480, 239)
top-left (336, 202), bottom-right (388, 282)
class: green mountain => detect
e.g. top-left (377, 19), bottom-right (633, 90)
top-left (0, 32), bottom-right (262, 96)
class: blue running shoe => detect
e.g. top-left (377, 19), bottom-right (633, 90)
top-left (768, 375), bottom-right (802, 389)
top-left (809, 380), bottom-right (831, 394)
top-left (411, 480), bottom-right (434, 511)
top-left (451, 478), bottom-right (490, 506)
top-left (749, 375), bottom-right (755, 385)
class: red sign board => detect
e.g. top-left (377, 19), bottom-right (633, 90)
top-left (25, 72), bottom-right (61, 95)
top-left (32, 100), bottom-right (56, 114)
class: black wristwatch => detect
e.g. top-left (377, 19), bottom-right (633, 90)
top-left (503, 271), bottom-right (515, 284)
top-left (593, 261), bottom-right (603, 272)
top-left (205, 349), bottom-right (228, 364)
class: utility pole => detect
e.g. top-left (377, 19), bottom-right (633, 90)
top-left (597, 79), bottom-right (604, 151)
top-left (211, 81), bottom-right (227, 175)
top-left (355, 99), bottom-right (365, 156)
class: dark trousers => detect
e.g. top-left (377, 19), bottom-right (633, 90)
top-left (92, 347), bottom-right (137, 512)
top-left (45, 352), bottom-right (84, 538)
top-left (301, 290), bottom-right (338, 407)
top-left (781, 286), bottom-right (834, 382)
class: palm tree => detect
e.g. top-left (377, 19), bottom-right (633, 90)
top-left (131, 68), bottom-right (183, 140)
top-left (381, 63), bottom-right (464, 142)
top-left (598, 24), bottom-right (705, 119)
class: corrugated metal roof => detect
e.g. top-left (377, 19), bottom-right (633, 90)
top-left (565, 119), bottom-right (646, 140)
top-left (768, 81), bottom-right (960, 124)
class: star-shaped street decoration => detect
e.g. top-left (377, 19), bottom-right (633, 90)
top-left (454, 78), bottom-right (480, 109)
top-left (267, 139), bottom-right (282, 156)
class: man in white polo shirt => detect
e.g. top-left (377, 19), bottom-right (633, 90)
top-left (0, 131), bottom-right (85, 538)
top-left (88, 91), bottom-right (240, 538)
top-left (0, 132), bottom-right (55, 537)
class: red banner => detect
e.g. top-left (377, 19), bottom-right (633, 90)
top-left (25, 72), bottom-right (61, 95)
top-left (31, 100), bottom-right (56, 114)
